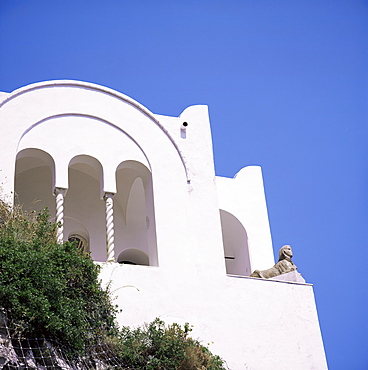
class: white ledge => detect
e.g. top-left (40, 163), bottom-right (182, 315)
top-left (226, 273), bottom-right (312, 286)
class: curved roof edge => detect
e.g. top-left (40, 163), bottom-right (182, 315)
top-left (1, 80), bottom-right (190, 181)
top-left (2, 80), bottom-right (158, 122)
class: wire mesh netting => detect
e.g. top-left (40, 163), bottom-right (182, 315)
top-left (0, 310), bottom-right (123, 369)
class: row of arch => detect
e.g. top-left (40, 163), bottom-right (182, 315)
top-left (15, 148), bottom-right (157, 265)
top-left (15, 148), bottom-right (251, 275)
top-left (0, 81), bottom-right (252, 275)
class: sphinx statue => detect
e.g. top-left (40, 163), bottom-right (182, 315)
top-left (250, 245), bottom-right (297, 279)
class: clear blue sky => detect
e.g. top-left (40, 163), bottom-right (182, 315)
top-left (1, 1), bottom-right (367, 368)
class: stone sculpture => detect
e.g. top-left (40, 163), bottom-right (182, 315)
top-left (250, 245), bottom-right (297, 279)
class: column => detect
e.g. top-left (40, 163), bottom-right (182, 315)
top-left (54, 187), bottom-right (67, 243)
top-left (104, 192), bottom-right (115, 262)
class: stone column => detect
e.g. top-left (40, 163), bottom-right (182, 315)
top-left (54, 187), bottom-right (67, 243)
top-left (104, 192), bottom-right (115, 262)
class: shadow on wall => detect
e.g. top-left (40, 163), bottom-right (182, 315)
top-left (15, 148), bottom-right (56, 216)
top-left (220, 210), bottom-right (251, 276)
top-left (14, 149), bottom-right (158, 266)
top-left (117, 248), bottom-right (149, 265)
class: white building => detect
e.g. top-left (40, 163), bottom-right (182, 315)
top-left (0, 80), bottom-right (327, 369)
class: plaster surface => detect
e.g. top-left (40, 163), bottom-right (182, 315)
top-left (99, 263), bottom-right (326, 370)
top-left (0, 80), bottom-right (327, 369)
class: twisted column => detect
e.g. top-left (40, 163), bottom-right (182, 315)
top-left (104, 192), bottom-right (115, 262)
top-left (54, 188), bottom-right (67, 243)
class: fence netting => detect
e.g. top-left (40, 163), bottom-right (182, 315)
top-left (0, 310), bottom-right (122, 369)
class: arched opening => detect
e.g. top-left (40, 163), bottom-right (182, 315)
top-left (65, 155), bottom-right (105, 261)
top-left (14, 148), bottom-right (55, 215)
top-left (220, 210), bottom-right (250, 276)
top-left (67, 221), bottom-right (90, 253)
top-left (117, 248), bottom-right (149, 266)
top-left (114, 161), bottom-right (158, 266)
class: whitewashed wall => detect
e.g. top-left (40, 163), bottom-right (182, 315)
top-left (0, 81), bottom-right (327, 369)
top-left (99, 263), bottom-right (327, 370)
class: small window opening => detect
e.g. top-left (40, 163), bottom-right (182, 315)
top-left (117, 249), bottom-right (149, 266)
top-left (68, 234), bottom-right (88, 252)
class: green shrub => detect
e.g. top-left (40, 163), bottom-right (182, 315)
top-left (116, 318), bottom-right (226, 369)
top-left (0, 201), bottom-right (118, 354)
top-left (0, 200), bottom-right (227, 367)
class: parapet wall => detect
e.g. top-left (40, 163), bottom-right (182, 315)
top-left (99, 262), bottom-right (327, 370)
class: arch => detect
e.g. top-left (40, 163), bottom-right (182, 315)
top-left (117, 249), bottom-right (149, 266)
top-left (220, 210), bottom-right (251, 276)
top-left (116, 160), bottom-right (151, 184)
top-left (68, 155), bottom-right (104, 197)
top-left (15, 148), bottom-right (56, 188)
top-left (2, 80), bottom-right (189, 181)
top-left (14, 148), bottom-right (56, 213)
top-left (114, 160), bottom-right (158, 266)
top-left (16, 114), bottom-right (152, 193)
top-left (66, 155), bottom-right (105, 261)
top-left (17, 113), bottom-right (152, 171)
top-left (65, 217), bottom-right (90, 253)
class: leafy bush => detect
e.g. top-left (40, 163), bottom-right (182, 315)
top-left (116, 318), bottom-right (226, 370)
top-left (0, 201), bottom-right (118, 354)
top-left (0, 200), bottom-right (226, 368)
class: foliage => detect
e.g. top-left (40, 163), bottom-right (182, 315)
top-left (0, 200), bottom-right (226, 368)
top-left (0, 200), bottom-right (118, 354)
top-left (116, 318), bottom-right (226, 370)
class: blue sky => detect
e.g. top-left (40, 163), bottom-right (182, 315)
top-left (1, 1), bottom-right (367, 368)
